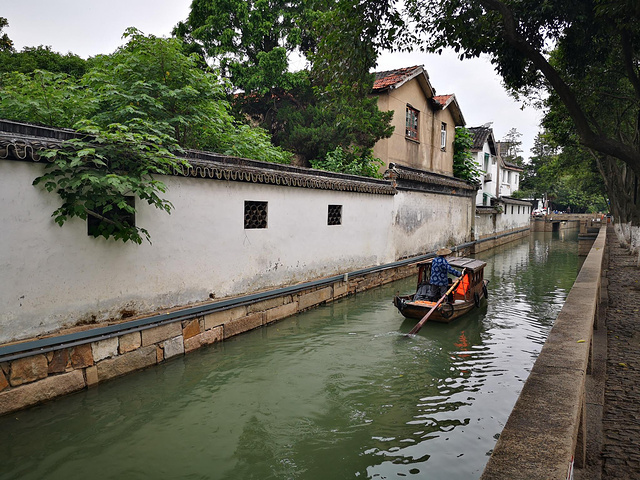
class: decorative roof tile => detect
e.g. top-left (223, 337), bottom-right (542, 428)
top-left (0, 119), bottom-right (396, 195)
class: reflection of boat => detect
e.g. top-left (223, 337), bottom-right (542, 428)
top-left (393, 257), bottom-right (489, 324)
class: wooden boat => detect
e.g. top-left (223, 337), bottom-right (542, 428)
top-left (393, 257), bottom-right (489, 324)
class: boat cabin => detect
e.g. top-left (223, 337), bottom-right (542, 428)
top-left (415, 257), bottom-right (487, 304)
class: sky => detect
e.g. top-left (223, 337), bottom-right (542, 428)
top-left (3, 0), bottom-right (541, 159)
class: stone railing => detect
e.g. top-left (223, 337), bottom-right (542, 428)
top-left (481, 226), bottom-right (607, 479)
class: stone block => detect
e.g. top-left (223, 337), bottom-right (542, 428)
top-left (162, 336), bottom-right (184, 360)
top-left (96, 346), bottom-right (157, 382)
top-left (247, 296), bottom-right (284, 314)
top-left (204, 306), bottom-right (247, 330)
top-left (264, 301), bottom-right (299, 324)
top-left (92, 337), bottom-right (119, 362)
top-left (48, 349), bottom-right (70, 374)
top-left (0, 370), bottom-right (85, 416)
top-left (333, 282), bottom-right (349, 298)
top-left (10, 354), bottom-right (48, 387)
top-left (184, 327), bottom-right (223, 353)
top-left (141, 322), bottom-right (182, 347)
top-left (119, 331), bottom-right (141, 354)
top-left (182, 319), bottom-right (201, 340)
top-left (297, 287), bottom-right (333, 311)
top-left (224, 312), bottom-right (264, 339)
top-left (0, 369), bottom-right (8, 392)
top-left (156, 345), bottom-right (164, 363)
top-left (85, 365), bottom-right (98, 387)
top-left (70, 344), bottom-right (94, 368)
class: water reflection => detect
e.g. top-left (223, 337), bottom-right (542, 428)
top-left (0, 230), bottom-right (581, 480)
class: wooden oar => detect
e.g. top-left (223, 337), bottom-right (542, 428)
top-left (407, 276), bottom-right (463, 336)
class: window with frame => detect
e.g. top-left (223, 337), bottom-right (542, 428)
top-left (244, 201), bottom-right (268, 229)
top-left (440, 122), bottom-right (447, 150)
top-left (405, 106), bottom-right (419, 140)
top-left (328, 205), bottom-right (342, 226)
top-left (87, 196), bottom-right (135, 238)
top-left (484, 153), bottom-right (490, 172)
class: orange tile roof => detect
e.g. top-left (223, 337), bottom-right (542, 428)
top-left (373, 65), bottom-right (423, 91)
top-left (433, 94), bottom-right (453, 106)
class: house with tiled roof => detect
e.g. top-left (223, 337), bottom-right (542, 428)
top-left (371, 65), bottom-right (465, 175)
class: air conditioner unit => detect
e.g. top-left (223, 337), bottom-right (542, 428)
top-left (484, 173), bottom-right (492, 182)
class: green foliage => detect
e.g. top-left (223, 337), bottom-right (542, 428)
top-left (518, 131), bottom-right (608, 213)
top-left (453, 127), bottom-right (481, 184)
top-left (0, 70), bottom-right (94, 127)
top-left (178, 0), bottom-right (394, 172)
top-left (310, 146), bottom-right (384, 178)
top-left (500, 128), bottom-right (524, 166)
top-left (0, 45), bottom-right (88, 77)
top-left (397, 0), bottom-right (640, 222)
top-left (33, 121), bottom-right (184, 244)
top-left (1, 29), bottom-right (291, 243)
top-left (0, 17), bottom-right (14, 52)
top-left (174, 0), bottom-right (309, 93)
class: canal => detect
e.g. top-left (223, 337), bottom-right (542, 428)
top-left (0, 230), bottom-right (582, 480)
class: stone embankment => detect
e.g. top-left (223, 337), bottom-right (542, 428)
top-left (0, 262), bottom-right (417, 416)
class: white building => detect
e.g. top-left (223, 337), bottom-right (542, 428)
top-left (468, 125), bottom-right (499, 206)
top-left (468, 125), bottom-right (531, 247)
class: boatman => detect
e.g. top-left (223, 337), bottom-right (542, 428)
top-left (430, 247), bottom-right (463, 300)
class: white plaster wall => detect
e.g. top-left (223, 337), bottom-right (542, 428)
top-left (391, 190), bottom-right (474, 258)
top-left (474, 148), bottom-right (498, 206)
top-left (474, 204), bottom-right (531, 238)
top-left (1, 160), bottom-right (396, 343)
top-left (474, 213), bottom-right (496, 238)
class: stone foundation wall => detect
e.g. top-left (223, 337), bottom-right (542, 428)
top-left (0, 263), bottom-right (416, 416)
top-left (472, 227), bottom-right (530, 254)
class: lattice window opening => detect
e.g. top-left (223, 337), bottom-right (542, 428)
top-left (244, 201), bottom-right (268, 229)
top-left (328, 204), bottom-right (342, 226)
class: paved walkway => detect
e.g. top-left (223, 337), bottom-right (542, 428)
top-left (599, 226), bottom-right (640, 478)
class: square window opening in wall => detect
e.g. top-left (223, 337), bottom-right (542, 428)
top-left (244, 200), bottom-right (268, 229)
top-left (87, 196), bottom-right (136, 238)
top-left (328, 204), bottom-right (342, 226)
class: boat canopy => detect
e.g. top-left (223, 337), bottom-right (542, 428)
top-left (417, 257), bottom-right (486, 274)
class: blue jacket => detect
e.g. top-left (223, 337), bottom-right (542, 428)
top-left (430, 256), bottom-right (461, 286)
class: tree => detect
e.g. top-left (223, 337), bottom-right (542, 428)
top-left (499, 128), bottom-right (524, 166)
top-left (1, 30), bottom-right (291, 243)
top-left (176, 0), bottom-right (395, 175)
top-left (517, 131), bottom-right (608, 213)
top-left (173, 0), bottom-right (310, 94)
top-left (0, 45), bottom-right (88, 77)
top-left (453, 127), bottom-right (482, 184)
top-left (0, 17), bottom-right (14, 52)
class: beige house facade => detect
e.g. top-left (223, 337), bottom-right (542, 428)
top-left (372, 65), bottom-right (465, 175)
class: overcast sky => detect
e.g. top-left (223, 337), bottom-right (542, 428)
top-left (3, 0), bottom-right (541, 159)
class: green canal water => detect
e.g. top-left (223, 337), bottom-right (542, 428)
top-left (0, 230), bottom-right (582, 480)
